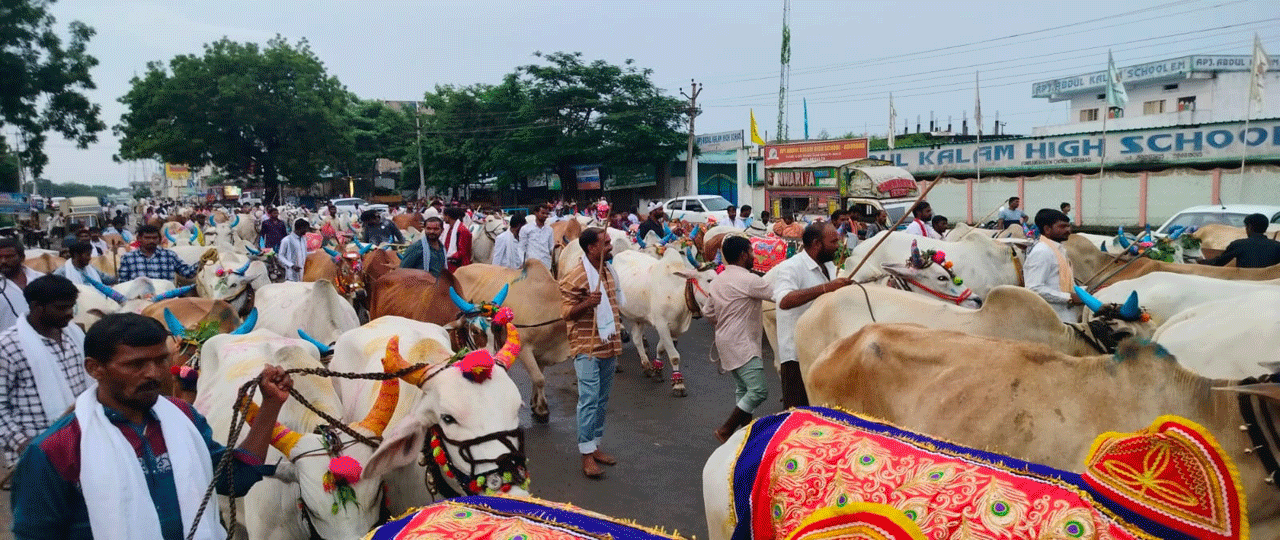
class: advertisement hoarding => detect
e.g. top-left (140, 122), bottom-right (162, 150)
top-left (575, 165), bottom-right (601, 190)
top-left (764, 138), bottom-right (869, 167)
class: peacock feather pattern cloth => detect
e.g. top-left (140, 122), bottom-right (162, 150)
top-left (728, 407), bottom-right (1245, 540)
top-left (365, 494), bottom-right (688, 540)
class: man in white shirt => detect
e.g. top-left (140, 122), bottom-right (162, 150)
top-left (727, 205), bottom-right (746, 229)
top-left (277, 219), bottom-right (310, 282)
top-left (0, 239), bottom-right (45, 331)
top-left (1024, 208), bottom-right (1082, 323)
top-left (53, 242), bottom-right (111, 286)
top-left (520, 204), bottom-right (556, 273)
top-left (771, 222), bottom-right (852, 408)
top-left (492, 214), bottom-right (526, 269)
top-left (903, 201), bottom-right (941, 239)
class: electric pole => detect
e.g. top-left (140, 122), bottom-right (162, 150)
top-left (681, 79), bottom-right (702, 194)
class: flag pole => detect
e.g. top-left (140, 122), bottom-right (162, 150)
top-left (974, 71), bottom-right (982, 195)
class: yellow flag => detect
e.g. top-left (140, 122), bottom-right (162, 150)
top-left (750, 109), bottom-right (766, 146)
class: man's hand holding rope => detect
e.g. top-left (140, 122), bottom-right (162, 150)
top-left (238, 365), bottom-right (293, 462)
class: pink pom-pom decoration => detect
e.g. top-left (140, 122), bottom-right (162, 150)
top-left (215, 268), bottom-right (226, 277)
top-left (932, 251), bottom-right (946, 264)
top-left (328, 455), bottom-right (363, 485)
top-left (715, 264), bottom-right (725, 274)
top-left (457, 350), bottom-right (495, 383)
top-left (493, 306), bottom-right (514, 325)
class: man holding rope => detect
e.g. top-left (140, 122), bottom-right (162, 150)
top-left (1025, 208), bottom-right (1083, 323)
top-left (773, 222), bottom-right (851, 408)
top-left (11, 313), bottom-right (293, 540)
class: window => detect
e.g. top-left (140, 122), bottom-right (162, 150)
top-left (685, 201), bottom-right (704, 212)
top-left (700, 197), bottom-right (732, 211)
top-left (1163, 83), bottom-right (1179, 91)
top-left (1177, 96), bottom-right (1196, 111)
top-left (1080, 108), bottom-right (1099, 122)
top-left (1096, 94), bottom-right (1106, 100)
top-left (1109, 107), bottom-right (1124, 119)
top-left (1143, 100), bottom-right (1166, 115)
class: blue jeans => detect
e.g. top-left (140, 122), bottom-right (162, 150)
top-left (574, 354), bottom-right (617, 454)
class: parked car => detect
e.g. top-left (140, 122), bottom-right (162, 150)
top-left (1155, 204), bottom-right (1280, 235)
top-left (662, 195), bottom-right (733, 224)
top-left (329, 197), bottom-right (388, 217)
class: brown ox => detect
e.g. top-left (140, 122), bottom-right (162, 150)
top-left (362, 247), bottom-right (401, 283)
top-left (369, 268), bottom-right (465, 326)
top-left (806, 323), bottom-right (1280, 537)
top-left (550, 219), bottom-right (582, 250)
top-left (392, 213), bottom-right (424, 232)
top-left (140, 297), bottom-right (240, 402)
top-left (23, 252), bottom-right (62, 273)
top-left (454, 260), bottom-right (570, 422)
top-left (303, 250), bottom-right (339, 282)
top-left (1086, 254), bottom-right (1280, 289)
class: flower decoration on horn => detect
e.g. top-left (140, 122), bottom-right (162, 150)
top-left (456, 323), bottom-right (521, 383)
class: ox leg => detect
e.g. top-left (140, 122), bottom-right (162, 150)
top-left (628, 319), bottom-right (659, 379)
top-left (519, 348), bottom-right (551, 423)
top-left (657, 328), bottom-right (686, 397)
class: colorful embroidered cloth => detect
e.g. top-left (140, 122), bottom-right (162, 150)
top-left (729, 408), bottom-right (1245, 540)
top-left (751, 236), bottom-right (788, 274)
top-left (366, 495), bottom-right (687, 540)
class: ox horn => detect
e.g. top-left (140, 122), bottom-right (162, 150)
top-left (382, 335), bottom-right (429, 387)
top-left (491, 283), bottom-right (509, 307)
top-left (85, 275), bottom-right (126, 305)
top-left (163, 308), bottom-right (187, 339)
top-left (152, 284), bottom-right (195, 302)
top-left (356, 375), bottom-right (400, 437)
top-left (232, 259), bottom-right (252, 276)
top-left (1072, 285), bottom-right (1104, 313)
top-left (244, 399), bottom-right (302, 458)
top-left (1100, 241), bottom-right (1108, 253)
top-left (1168, 225), bottom-right (1186, 240)
top-left (259, 236), bottom-right (266, 250)
top-left (164, 228), bottom-right (178, 246)
top-left (635, 236), bottom-right (646, 248)
top-left (323, 246), bottom-right (339, 258)
top-left (1142, 224), bottom-right (1152, 243)
top-left (494, 323), bottom-right (521, 369)
top-left (230, 308), bottom-right (258, 335)
top-left (232, 214), bottom-right (240, 228)
top-left (1116, 228), bottom-right (1130, 249)
top-left (208, 216), bottom-right (216, 228)
top-left (686, 249), bottom-right (699, 268)
top-left (1119, 291), bottom-right (1142, 321)
top-left (245, 245), bottom-right (261, 256)
top-left (296, 329), bottom-right (333, 356)
top-left (357, 241), bottom-right (372, 256)
top-left (449, 287), bottom-right (477, 313)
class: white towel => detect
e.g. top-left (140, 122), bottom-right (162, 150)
top-left (15, 316), bottom-right (83, 424)
top-left (580, 254), bottom-right (625, 341)
top-left (76, 385), bottom-right (224, 540)
top-left (444, 220), bottom-right (461, 259)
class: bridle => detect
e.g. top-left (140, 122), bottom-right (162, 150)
top-left (887, 274), bottom-right (974, 306)
top-left (1236, 374), bottom-right (1280, 488)
top-left (422, 424), bottom-right (528, 497)
top-left (684, 277), bottom-right (709, 318)
top-left (290, 424), bottom-right (388, 540)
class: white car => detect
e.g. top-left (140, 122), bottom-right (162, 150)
top-left (330, 197), bottom-right (388, 217)
top-left (1155, 204), bottom-right (1280, 235)
top-left (663, 195), bottom-right (734, 224)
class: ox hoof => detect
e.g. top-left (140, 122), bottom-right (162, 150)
top-left (532, 410), bottom-right (551, 423)
top-left (671, 386), bottom-right (687, 397)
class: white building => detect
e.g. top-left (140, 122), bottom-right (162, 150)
top-left (1032, 54), bottom-right (1280, 136)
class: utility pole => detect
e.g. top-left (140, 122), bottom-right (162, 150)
top-left (415, 103), bottom-right (426, 201)
top-left (681, 79), bottom-right (702, 195)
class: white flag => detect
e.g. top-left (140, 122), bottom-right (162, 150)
top-left (974, 72), bottom-right (982, 137)
top-left (1250, 34), bottom-right (1270, 114)
top-left (1106, 50), bottom-right (1128, 112)
top-left (888, 93), bottom-right (896, 150)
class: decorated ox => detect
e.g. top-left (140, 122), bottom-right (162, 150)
top-left (556, 229), bottom-right (632, 279)
top-left (22, 251), bottom-right (62, 273)
top-left (196, 329), bottom-right (397, 540)
top-left (805, 323), bottom-right (1280, 537)
top-left (162, 221), bottom-right (201, 246)
top-left (794, 284), bottom-right (1152, 376)
top-left (303, 250), bottom-right (339, 282)
top-left (328, 316), bottom-right (528, 511)
top-left (391, 212), bottom-right (424, 233)
top-left (361, 247), bottom-right (401, 283)
top-left (1188, 222), bottom-right (1280, 255)
top-left (369, 268), bottom-right (464, 325)
top-left (1094, 271), bottom-right (1280, 324)
top-left (550, 218), bottom-right (582, 263)
top-left (699, 225), bottom-right (746, 266)
top-left (193, 252), bottom-right (272, 316)
top-left (844, 231), bottom-right (1022, 297)
top-left (370, 496), bottom-right (681, 539)
top-left (145, 298), bottom-right (244, 400)
top-left (72, 278), bottom-right (187, 330)
top-left (454, 260), bottom-right (571, 422)
top-left (612, 248), bottom-right (715, 397)
top-left (471, 213), bottom-right (507, 265)
top-left (1151, 289), bottom-right (1280, 379)
top-left (703, 407), bottom-right (1246, 540)
top-left (1087, 254), bottom-right (1280, 289)
top-left (254, 280), bottom-right (360, 352)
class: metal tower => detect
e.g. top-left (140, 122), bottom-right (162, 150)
top-left (776, 0), bottom-right (790, 142)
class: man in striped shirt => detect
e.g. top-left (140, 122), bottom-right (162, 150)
top-left (559, 227), bottom-right (623, 479)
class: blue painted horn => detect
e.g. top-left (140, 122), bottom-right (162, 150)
top-left (1142, 224), bottom-right (1152, 243)
top-left (152, 285), bottom-right (195, 301)
top-left (1119, 291), bottom-right (1142, 321)
top-left (686, 249), bottom-right (699, 268)
top-left (296, 329), bottom-right (333, 356)
top-left (357, 241), bottom-right (372, 256)
top-left (635, 236), bottom-right (646, 248)
top-left (1168, 225), bottom-right (1185, 240)
top-left (1115, 227), bottom-right (1130, 249)
top-left (245, 245), bottom-right (261, 256)
top-left (163, 308), bottom-right (186, 339)
top-left (231, 259), bottom-right (252, 276)
top-left (1073, 285), bottom-right (1104, 313)
top-left (1100, 241), bottom-right (1108, 253)
top-left (491, 283), bottom-right (509, 307)
top-left (259, 236), bottom-right (266, 249)
top-left (85, 275), bottom-right (126, 304)
top-left (323, 246), bottom-right (339, 258)
top-left (230, 308), bottom-right (257, 335)
top-left (207, 216), bottom-right (216, 227)
top-left (449, 286), bottom-right (477, 313)
top-left (164, 228), bottom-right (178, 245)
top-left (232, 214), bottom-right (240, 228)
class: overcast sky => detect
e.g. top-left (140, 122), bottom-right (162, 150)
top-left (35, 0), bottom-right (1280, 188)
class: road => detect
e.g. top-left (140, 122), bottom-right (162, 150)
top-left (0, 317), bottom-right (776, 539)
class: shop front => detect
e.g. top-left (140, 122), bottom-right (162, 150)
top-left (763, 138), bottom-right (869, 219)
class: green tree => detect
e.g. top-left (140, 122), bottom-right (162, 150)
top-left (115, 37), bottom-right (355, 204)
top-left (0, 148), bottom-right (19, 193)
top-left (343, 100), bottom-right (413, 186)
top-left (0, 0), bottom-right (105, 177)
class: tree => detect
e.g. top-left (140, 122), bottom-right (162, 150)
top-left (116, 37), bottom-right (355, 204)
top-left (0, 0), bottom-right (105, 177)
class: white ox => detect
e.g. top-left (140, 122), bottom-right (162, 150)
top-left (612, 248), bottom-right (715, 396)
top-left (194, 252), bottom-right (272, 316)
top-left (73, 278), bottom-right (187, 329)
top-left (253, 280), bottom-right (360, 350)
top-left (470, 214), bottom-right (507, 265)
top-left (1151, 289), bottom-right (1280, 379)
top-left (793, 284), bottom-right (1155, 377)
top-left (1094, 271), bottom-right (1280, 325)
top-left (196, 329), bottom-right (397, 540)
top-left (329, 316), bottom-right (530, 507)
top-left (801, 323), bottom-right (1280, 538)
top-left (844, 231), bottom-right (1022, 297)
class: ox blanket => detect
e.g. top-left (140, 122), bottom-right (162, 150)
top-left (728, 407), bottom-right (1246, 540)
top-left (365, 495), bottom-right (687, 540)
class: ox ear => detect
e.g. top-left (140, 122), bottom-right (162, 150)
top-left (362, 416), bottom-right (426, 481)
top-left (672, 269), bottom-right (695, 280)
top-left (1259, 360), bottom-right (1280, 373)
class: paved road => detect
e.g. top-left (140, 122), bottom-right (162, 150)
top-left (0, 317), bottom-right (773, 539)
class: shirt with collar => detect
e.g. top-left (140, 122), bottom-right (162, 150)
top-left (1208, 233), bottom-right (1280, 269)
top-left (0, 267), bottom-right (44, 332)
top-left (771, 250), bottom-right (838, 365)
top-left (520, 221), bottom-right (555, 272)
top-left (1024, 240), bottom-right (1080, 323)
top-left (904, 219), bottom-right (942, 239)
top-left (704, 265), bottom-right (775, 371)
top-left (0, 323), bottom-right (88, 463)
top-left (491, 230), bottom-right (524, 269)
top-left (118, 248), bottom-right (198, 281)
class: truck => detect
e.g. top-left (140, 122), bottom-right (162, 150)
top-left (839, 161), bottom-right (920, 228)
top-left (60, 196), bottom-right (104, 229)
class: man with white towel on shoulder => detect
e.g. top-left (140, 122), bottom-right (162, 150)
top-left (11, 312), bottom-right (293, 540)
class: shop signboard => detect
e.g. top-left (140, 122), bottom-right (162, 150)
top-left (0, 193), bottom-right (31, 214)
top-left (604, 165), bottom-right (656, 191)
top-left (696, 130), bottom-right (744, 152)
top-left (575, 165), bottom-right (601, 190)
top-left (165, 163), bottom-right (191, 181)
top-left (764, 138), bottom-right (868, 167)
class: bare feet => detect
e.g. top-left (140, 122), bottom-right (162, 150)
top-left (590, 449), bottom-right (618, 466)
top-left (714, 426), bottom-right (733, 443)
top-left (582, 454), bottom-right (604, 478)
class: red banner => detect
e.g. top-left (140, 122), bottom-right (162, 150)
top-left (764, 138), bottom-right (868, 167)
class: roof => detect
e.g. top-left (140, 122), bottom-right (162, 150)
top-left (850, 165), bottom-right (915, 183)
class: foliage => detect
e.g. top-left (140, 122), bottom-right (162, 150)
top-left (31, 178), bottom-right (123, 198)
top-left (115, 37), bottom-right (355, 204)
top-left (133, 185), bottom-right (152, 199)
top-left (0, 149), bottom-right (19, 193)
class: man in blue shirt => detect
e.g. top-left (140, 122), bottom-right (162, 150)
top-left (10, 313), bottom-right (293, 540)
top-left (399, 217), bottom-right (446, 277)
top-left (997, 197), bottom-right (1027, 230)
top-left (117, 225), bottom-right (200, 281)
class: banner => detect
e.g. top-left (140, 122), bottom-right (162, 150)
top-left (0, 193), bottom-right (31, 214)
top-left (764, 138), bottom-right (868, 167)
top-left (575, 165), bottom-right (601, 190)
top-left (696, 131), bottom-right (744, 152)
top-left (164, 163), bottom-right (191, 181)
top-left (604, 166), bottom-right (656, 191)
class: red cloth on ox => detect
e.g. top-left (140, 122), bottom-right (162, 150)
top-left (739, 409), bottom-right (1245, 540)
top-left (304, 232), bottom-right (323, 251)
top-left (751, 236), bottom-right (788, 274)
top-left (367, 495), bottom-right (685, 540)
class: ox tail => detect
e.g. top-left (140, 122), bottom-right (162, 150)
top-left (243, 399), bottom-right (302, 457)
